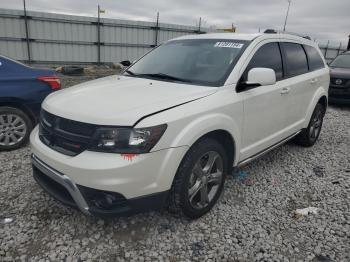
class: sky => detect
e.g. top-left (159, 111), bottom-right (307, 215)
top-left (2, 0), bottom-right (349, 46)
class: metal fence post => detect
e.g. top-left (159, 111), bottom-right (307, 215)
top-left (23, 0), bottom-right (31, 63)
top-left (337, 42), bottom-right (342, 55)
top-left (324, 40), bottom-right (330, 60)
top-left (97, 5), bottom-right (101, 64)
top-left (154, 12), bottom-right (159, 47)
top-left (198, 17), bottom-right (201, 34)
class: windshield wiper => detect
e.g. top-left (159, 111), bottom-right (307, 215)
top-left (125, 70), bottom-right (191, 83)
top-left (124, 69), bottom-right (135, 75)
top-left (124, 71), bottom-right (192, 83)
top-left (134, 73), bottom-right (192, 83)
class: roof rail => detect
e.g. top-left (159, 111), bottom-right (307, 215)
top-left (264, 29), bottom-right (312, 40)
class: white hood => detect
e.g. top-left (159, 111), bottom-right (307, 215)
top-left (43, 75), bottom-right (217, 126)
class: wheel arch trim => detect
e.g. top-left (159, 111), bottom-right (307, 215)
top-left (303, 88), bottom-right (328, 129)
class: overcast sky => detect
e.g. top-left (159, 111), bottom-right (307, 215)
top-left (2, 0), bottom-right (349, 46)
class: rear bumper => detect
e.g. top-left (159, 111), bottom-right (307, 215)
top-left (32, 154), bottom-right (169, 217)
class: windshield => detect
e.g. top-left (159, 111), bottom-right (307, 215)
top-left (330, 54), bottom-right (350, 69)
top-left (124, 39), bottom-right (249, 86)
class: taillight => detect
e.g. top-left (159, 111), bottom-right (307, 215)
top-left (37, 76), bottom-right (61, 90)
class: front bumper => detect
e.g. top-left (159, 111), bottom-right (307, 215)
top-left (32, 154), bottom-right (90, 215)
top-left (329, 85), bottom-right (350, 104)
top-left (32, 154), bottom-right (169, 216)
top-left (30, 126), bottom-right (188, 216)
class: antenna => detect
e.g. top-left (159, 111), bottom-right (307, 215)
top-left (283, 0), bottom-right (292, 32)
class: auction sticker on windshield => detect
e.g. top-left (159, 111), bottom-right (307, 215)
top-left (214, 42), bottom-right (244, 48)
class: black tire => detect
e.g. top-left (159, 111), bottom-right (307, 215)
top-left (294, 103), bottom-right (325, 147)
top-left (168, 138), bottom-right (228, 219)
top-left (0, 106), bottom-right (33, 151)
top-left (61, 66), bottom-right (84, 76)
top-left (120, 60), bottom-right (132, 67)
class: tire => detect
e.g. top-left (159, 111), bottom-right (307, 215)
top-left (61, 66), bottom-right (84, 76)
top-left (294, 103), bottom-right (325, 147)
top-left (120, 60), bottom-right (132, 67)
top-left (168, 138), bottom-right (228, 219)
top-left (0, 106), bottom-right (33, 151)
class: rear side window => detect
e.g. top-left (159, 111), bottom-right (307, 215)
top-left (243, 42), bottom-right (283, 81)
top-left (282, 43), bottom-right (308, 77)
top-left (303, 45), bottom-right (325, 71)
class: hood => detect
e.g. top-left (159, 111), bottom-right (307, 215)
top-left (330, 67), bottom-right (350, 78)
top-left (43, 75), bottom-right (217, 126)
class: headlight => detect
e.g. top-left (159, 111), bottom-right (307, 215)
top-left (89, 124), bottom-right (167, 153)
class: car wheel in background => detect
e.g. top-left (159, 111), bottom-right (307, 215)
top-left (0, 107), bottom-right (33, 151)
top-left (294, 103), bottom-right (325, 147)
top-left (168, 138), bottom-right (228, 219)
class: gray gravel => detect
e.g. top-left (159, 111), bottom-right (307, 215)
top-left (0, 72), bottom-right (349, 261)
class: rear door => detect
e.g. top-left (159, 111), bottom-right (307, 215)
top-left (237, 41), bottom-right (290, 161)
top-left (279, 42), bottom-right (313, 133)
top-left (303, 44), bottom-right (328, 107)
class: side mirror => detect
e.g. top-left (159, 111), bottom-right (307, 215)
top-left (247, 68), bottom-right (276, 86)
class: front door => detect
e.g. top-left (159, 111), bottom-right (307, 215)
top-left (237, 42), bottom-right (289, 161)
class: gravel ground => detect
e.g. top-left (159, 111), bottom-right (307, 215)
top-left (0, 71), bottom-right (349, 261)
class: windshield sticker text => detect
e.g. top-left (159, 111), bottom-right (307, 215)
top-left (214, 42), bottom-right (244, 48)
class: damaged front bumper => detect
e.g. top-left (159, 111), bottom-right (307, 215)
top-left (31, 154), bottom-right (170, 217)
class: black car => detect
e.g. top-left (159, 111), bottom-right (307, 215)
top-left (329, 51), bottom-right (350, 104)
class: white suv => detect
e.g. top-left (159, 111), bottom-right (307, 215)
top-left (30, 32), bottom-right (329, 218)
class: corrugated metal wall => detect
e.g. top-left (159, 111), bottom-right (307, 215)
top-left (0, 8), bottom-right (205, 64)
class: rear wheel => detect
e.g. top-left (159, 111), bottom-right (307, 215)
top-left (294, 103), bottom-right (325, 147)
top-left (0, 107), bottom-right (33, 151)
top-left (168, 138), bottom-right (228, 219)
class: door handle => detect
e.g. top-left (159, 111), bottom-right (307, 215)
top-left (310, 78), bottom-right (318, 84)
top-left (280, 87), bottom-right (290, 95)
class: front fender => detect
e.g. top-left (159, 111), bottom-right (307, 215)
top-left (136, 88), bottom-right (244, 165)
top-left (169, 113), bottom-right (240, 163)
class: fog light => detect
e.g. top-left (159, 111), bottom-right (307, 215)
top-left (77, 185), bottom-right (127, 210)
top-left (92, 193), bottom-right (121, 209)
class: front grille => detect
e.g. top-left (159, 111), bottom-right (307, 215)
top-left (330, 93), bottom-right (350, 99)
top-left (39, 110), bottom-right (97, 156)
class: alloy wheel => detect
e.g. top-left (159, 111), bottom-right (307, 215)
top-left (188, 151), bottom-right (223, 210)
top-left (0, 114), bottom-right (27, 146)
top-left (309, 108), bottom-right (323, 140)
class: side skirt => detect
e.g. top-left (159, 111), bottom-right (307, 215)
top-left (236, 130), bottom-right (302, 168)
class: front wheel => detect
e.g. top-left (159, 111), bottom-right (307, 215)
top-left (0, 107), bottom-right (33, 151)
top-left (168, 138), bottom-right (228, 219)
top-left (294, 103), bottom-right (325, 147)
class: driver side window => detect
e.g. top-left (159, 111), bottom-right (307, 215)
top-left (242, 42), bottom-right (283, 82)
